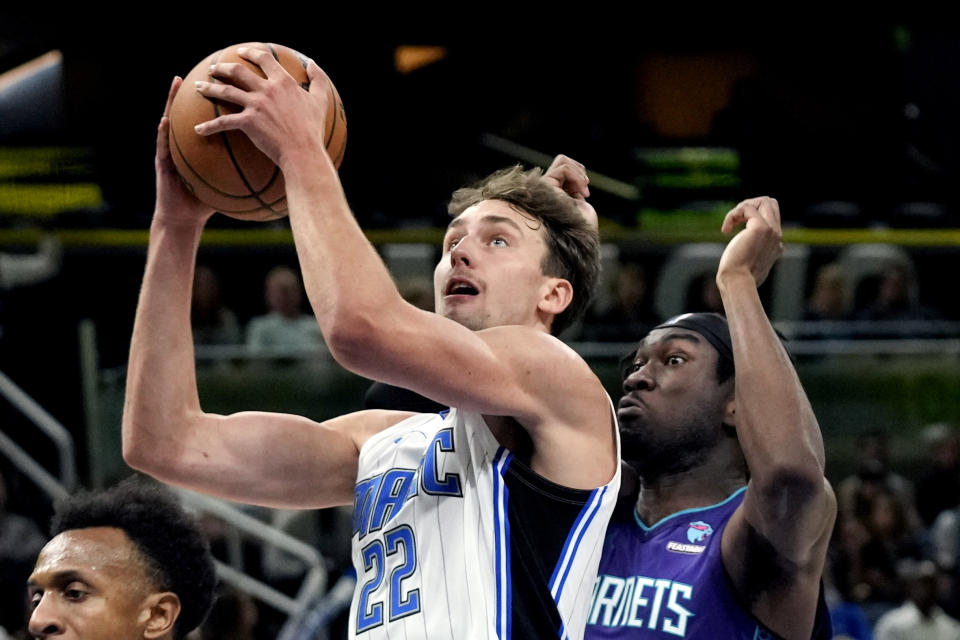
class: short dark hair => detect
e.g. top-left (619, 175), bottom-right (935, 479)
top-left (621, 312), bottom-right (735, 385)
top-left (715, 342), bottom-right (735, 384)
top-left (621, 311), bottom-right (793, 386)
top-left (448, 165), bottom-right (601, 336)
top-left (619, 347), bottom-right (735, 386)
top-left (50, 475), bottom-right (216, 639)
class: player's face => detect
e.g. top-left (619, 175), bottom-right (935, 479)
top-left (435, 200), bottom-right (554, 331)
top-left (27, 527), bottom-right (160, 640)
top-left (618, 328), bottom-right (733, 474)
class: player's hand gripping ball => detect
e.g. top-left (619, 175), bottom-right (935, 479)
top-left (168, 42), bottom-right (347, 221)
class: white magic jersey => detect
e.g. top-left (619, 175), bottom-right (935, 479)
top-left (348, 407), bottom-right (620, 639)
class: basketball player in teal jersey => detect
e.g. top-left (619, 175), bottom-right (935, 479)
top-left (123, 63), bottom-right (619, 639)
top-left (584, 198), bottom-right (837, 639)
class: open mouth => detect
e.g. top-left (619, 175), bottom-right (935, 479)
top-left (445, 278), bottom-right (479, 296)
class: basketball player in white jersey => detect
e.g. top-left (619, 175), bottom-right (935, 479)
top-left (123, 56), bottom-right (620, 639)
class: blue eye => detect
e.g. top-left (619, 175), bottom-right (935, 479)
top-left (491, 237), bottom-right (507, 247)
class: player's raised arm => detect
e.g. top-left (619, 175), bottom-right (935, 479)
top-left (716, 197), bottom-right (837, 568)
top-left (121, 77), bottom-right (411, 509)
top-left (186, 50), bottom-right (619, 640)
top-left (542, 153), bottom-right (597, 229)
top-left (193, 50), bottom-right (611, 442)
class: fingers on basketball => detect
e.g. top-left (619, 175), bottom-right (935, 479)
top-left (167, 42), bottom-right (347, 222)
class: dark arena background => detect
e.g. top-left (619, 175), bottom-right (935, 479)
top-left (3, 11), bottom-right (960, 638)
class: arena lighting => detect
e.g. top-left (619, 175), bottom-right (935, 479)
top-left (0, 50), bottom-right (64, 138)
top-left (394, 45), bottom-right (447, 73)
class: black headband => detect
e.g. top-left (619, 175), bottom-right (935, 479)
top-left (653, 312), bottom-right (734, 364)
top-left (620, 311), bottom-right (793, 381)
top-left (620, 312), bottom-right (733, 379)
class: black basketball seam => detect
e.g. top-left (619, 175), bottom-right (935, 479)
top-left (171, 112), bottom-right (266, 200)
top-left (176, 44), bottom-right (341, 217)
top-left (170, 47), bottom-right (284, 219)
top-left (168, 120), bottom-right (199, 195)
top-left (173, 48), bottom-right (277, 200)
top-left (330, 97), bottom-right (347, 167)
top-left (215, 193), bottom-right (288, 217)
top-left (213, 43), bottom-right (285, 218)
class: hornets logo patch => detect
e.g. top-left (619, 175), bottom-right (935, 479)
top-left (687, 521), bottom-right (713, 543)
top-left (665, 520), bottom-right (714, 554)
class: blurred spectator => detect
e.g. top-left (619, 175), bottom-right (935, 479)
top-left (915, 423), bottom-right (960, 528)
top-left (245, 266), bottom-right (322, 353)
top-left (192, 264), bottom-right (242, 346)
top-left (931, 502), bottom-right (960, 619)
top-left (825, 514), bottom-right (876, 639)
top-left (838, 429), bottom-right (923, 535)
top-left (852, 264), bottom-right (942, 323)
top-left (832, 429), bottom-right (930, 626)
top-left (832, 485), bottom-right (925, 627)
top-left (685, 272), bottom-right (725, 315)
top-left (873, 558), bottom-right (960, 640)
top-left (191, 585), bottom-right (259, 640)
top-left (579, 261), bottom-right (659, 342)
top-left (0, 471), bottom-right (47, 636)
top-left (804, 262), bottom-right (852, 321)
top-left (860, 489), bottom-right (923, 609)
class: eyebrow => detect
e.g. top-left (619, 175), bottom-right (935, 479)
top-left (27, 570), bottom-right (88, 588)
top-left (446, 214), bottom-right (525, 235)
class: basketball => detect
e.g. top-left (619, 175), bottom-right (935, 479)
top-left (168, 42), bottom-right (347, 221)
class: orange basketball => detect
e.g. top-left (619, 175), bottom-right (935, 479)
top-left (168, 42), bottom-right (347, 221)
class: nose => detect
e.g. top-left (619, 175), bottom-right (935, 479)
top-left (449, 237), bottom-right (473, 268)
top-left (622, 363), bottom-right (655, 393)
top-left (28, 594), bottom-right (64, 637)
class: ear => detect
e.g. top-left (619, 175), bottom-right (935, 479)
top-left (723, 394), bottom-right (737, 429)
top-left (141, 592), bottom-right (181, 639)
top-left (538, 277), bottom-right (573, 318)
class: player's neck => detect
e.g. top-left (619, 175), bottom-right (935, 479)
top-left (447, 312), bottom-right (552, 334)
top-left (633, 461), bottom-right (745, 527)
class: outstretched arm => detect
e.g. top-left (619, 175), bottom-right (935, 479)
top-left (191, 51), bottom-right (612, 440)
top-left (121, 78), bottom-right (411, 509)
top-left (717, 197), bottom-right (836, 632)
top-left (189, 52), bottom-right (615, 489)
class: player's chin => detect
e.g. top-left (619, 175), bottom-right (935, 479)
top-left (440, 304), bottom-right (486, 331)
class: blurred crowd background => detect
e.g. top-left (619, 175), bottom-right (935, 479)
top-left (3, 13), bottom-right (960, 639)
